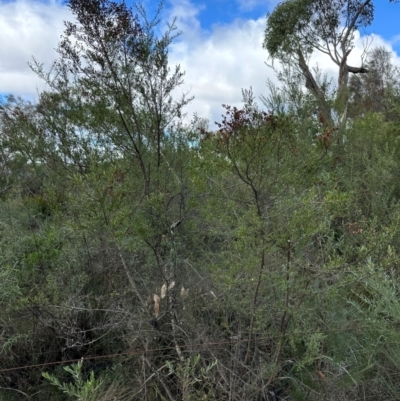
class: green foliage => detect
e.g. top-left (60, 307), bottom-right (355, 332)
top-left (263, 0), bottom-right (375, 61)
top-left (43, 361), bottom-right (103, 401)
top-left (165, 355), bottom-right (218, 400)
top-left (263, 0), bottom-right (314, 58)
top-left (348, 46), bottom-right (400, 121)
top-left (2, 1), bottom-right (400, 400)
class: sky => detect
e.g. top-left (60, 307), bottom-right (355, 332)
top-left (0, 0), bottom-right (400, 127)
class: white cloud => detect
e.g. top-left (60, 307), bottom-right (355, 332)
top-left (163, 0), bottom-right (204, 41)
top-left (169, 14), bottom-right (277, 127)
top-left (0, 0), bottom-right (72, 98)
top-left (236, 0), bottom-right (264, 12)
top-left (236, 0), bottom-right (279, 13)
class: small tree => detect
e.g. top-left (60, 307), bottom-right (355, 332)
top-left (31, 0), bottom-right (192, 189)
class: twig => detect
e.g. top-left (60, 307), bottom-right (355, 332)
top-left (118, 250), bottom-right (146, 307)
top-left (0, 387), bottom-right (30, 399)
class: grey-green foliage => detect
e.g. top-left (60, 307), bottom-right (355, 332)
top-left (0, 221), bottom-right (21, 308)
top-left (263, 0), bottom-right (374, 61)
top-left (263, 0), bottom-right (314, 59)
top-left (43, 361), bottom-right (103, 401)
top-left (165, 355), bottom-right (218, 400)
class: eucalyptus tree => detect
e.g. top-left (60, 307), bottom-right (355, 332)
top-left (263, 0), bottom-right (399, 128)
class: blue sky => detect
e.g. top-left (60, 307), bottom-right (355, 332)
top-left (170, 0), bottom-right (270, 27)
top-left (369, 2), bottom-right (400, 53)
top-left (163, 0), bottom-right (400, 52)
top-left (1, 0), bottom-right (400, 125)
top-left (30, 0), bottom-right (400, 50)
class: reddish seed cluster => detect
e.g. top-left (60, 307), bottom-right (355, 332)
top-left (210, 104), bottom-right (280, 144)
top-left (316, 113), bottom-right (338, 149)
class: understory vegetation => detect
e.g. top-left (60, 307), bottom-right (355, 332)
top-left (1, 0), bottom-right (400, 400)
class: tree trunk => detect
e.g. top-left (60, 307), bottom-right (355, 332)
top-left (297, 49), bottom-right (334, 128)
